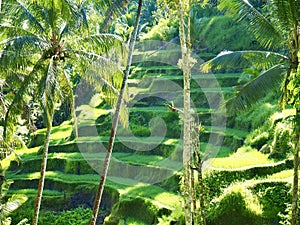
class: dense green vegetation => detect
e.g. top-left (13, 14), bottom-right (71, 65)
top-left (0, 0), bottom-right (299, 225)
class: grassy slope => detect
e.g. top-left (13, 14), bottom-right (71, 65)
top-left (4, 51), bottom-right (295, 224)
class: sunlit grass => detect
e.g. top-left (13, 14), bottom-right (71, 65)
top-left (11, 171), bottom-right (100, 183)
top-left (120, 183), bottom-right (182, 209)
top-left (113, 153), bottom-right (164, 165)
top-left (8, 189), bottom-right (63, 197)
top-left (267, 169), bottom-right (293, 180)
top-left (210, 147), bottom-right (274, 169)
top-left (153, 192), bottom-right (181, 208)
top-left (203, 126), bottom-right (248, 138)
top-left (76, 105), bottom-right (109, 121)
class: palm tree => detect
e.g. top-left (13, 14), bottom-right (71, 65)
top-left (200, 1), bottom-right (300, 224)
top-left (90, 2), bottom-right (143, 224)
top-left (0, 1), bottom-right (126, 224)
top-left (176, 0), bottom-right (194, 224)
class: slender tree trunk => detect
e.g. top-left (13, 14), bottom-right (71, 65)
top-left (32, 113), bottom-right (53, 225)
top-left (191, 115), bottom-right (198, 224)
top-left (89, 1), bottom-right (143, 224)
top-left (191, 166), bottom-right (197, 223)
top-left (176, 0), bottom-right (193, 223)
top-left (198, 160), bottom-right (206, 225)
top-left (292, 110), bottom-right (300, 225)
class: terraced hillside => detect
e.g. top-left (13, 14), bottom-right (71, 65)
top-left (5, 49), bottom-right (293, 224)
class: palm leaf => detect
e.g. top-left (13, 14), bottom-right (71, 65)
top-left (2, 0), bottom-right (45, 33)
top-left (218, 0), bottom-right (282, 49)
top-left (200, 50), bottom-right (288, 73)
top-left (226, 64), bottom-right (286, 113)
top-left (2, 194), bottom-right (28, 216)
top-left (0, 35), bottom-right (48, 53)
top-left (70, 49), bottom-right (113, 65)
top-left (84, 62), bottom-right (121, 96)
top-left (60, 68), bottom-right (78, 137)
top-left (272, 0), bottom-right (300, 29)
top-left (3, 57), bottom-right (44, 142)
top-left (0, 25), bottom-right (46, 42)
top-left (77, 0), bottom-right (90, 31)
top-left (101, 0), bottom-right (129, 31)
top-left (79, 34), bottom-right (123, 53)
top-left (37, 57), bottom-right (59, 124)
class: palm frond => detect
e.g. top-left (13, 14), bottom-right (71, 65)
top-left (0, 92), bottom-right (6, 118)
top-left (84, 63), bottom-right (121, 96)
top-left (2, 0), bottom-right (45, 33)
top-left (226, 64), bottom-right (286, 113)
top-left (16, 218), bottom-right (29, 225)
top-left (218, 0), bottom-right (282, 49)
top-left (3, 57), bottom-right (44, 142)
top-left (1, 35), bottom-right (47, 52)
top-left (79, 34), bottom-right (123, 53)
top-left (70, 49), bottom-right (112, 65)
top-left (2, 194), bottom-right (28, 216)
top-left (78, 2), bottom-right (89, 31)
top-left (0, 25), bottom-right (46, 42)
top-left (200, 50), bottom-right (288, 73)
top-left (272, 0), bottom-right (300, 29)
top-left (60, 68), bottom-right (78, 137)
top-left (37, 57), bottom-right (59, 124)
top-left (101, 0), bottom-right (129, 31)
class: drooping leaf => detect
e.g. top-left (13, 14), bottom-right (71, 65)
top-left (218, 0), bottom-right (282, 49)
top-left (2, 194), bottom-right (28, 216)
top-left (226, 64), bottom-right (286, 113)
top-left (200, 50), bottom-right (288, 73)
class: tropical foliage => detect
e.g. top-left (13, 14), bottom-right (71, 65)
top-left (0, 0), bottom-right (299, 225)
top-left (200, 0), bottom-right (300, 224)
top-left (0, 0), bottom-right (127, 224)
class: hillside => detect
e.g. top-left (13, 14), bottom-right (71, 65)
top-left (3, 45), bottom-right (294, 225)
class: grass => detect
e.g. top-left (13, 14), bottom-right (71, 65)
top-left (8, 189), bottom-right (63, 197)
top-left (201, 143), bottom-right (232, 158)
top-left (209, 146), bottom-right (274, 169)
top-left (113, 153), bottom-right (164, 166)
top-left (9, 170), bottom-right (181, 209)
top-left (76, 105), bottom-right (109, 121)
top-left (120, 183), bottom-right (181, 209)
top-left (203, 126), bottom-right (248, 138)
top-left (35, 121), bottom-right (73, 141)
top-left (11, 171), bottom-right (100, 183)
top-left (267, 169), bottom-right (293, 180)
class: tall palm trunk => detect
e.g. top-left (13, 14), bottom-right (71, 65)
top-left (89, 1), bottom-right (143, 224)
top-left (290, 25), bottom-right (299, 224)
top-left (292, 110), bottom-right (300, 225)
top-left (32, 109), bottom-right (53, 225)
top-left (176, 0), bottom-right (193, 223)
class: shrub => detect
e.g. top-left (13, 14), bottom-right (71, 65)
top-left (245, 128), bottom-right (270, 150)
top-left (104, 198), bottom-right (159, 225)
top-left (141, 18), bottom-right (178, 42)
top-left (38, 207), bottom-right (92, 225)
top-left (251, 182), bottom-right (291, 221)
top-left (269, 121), bottom-right (293, 160)
top-left (206, 184), bottom-right (264, 225)
top-left (234, 92), bottom-right (279, 131)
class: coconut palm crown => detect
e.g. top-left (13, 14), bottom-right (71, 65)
top-left (0, 0), bottom-right (127, 142)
